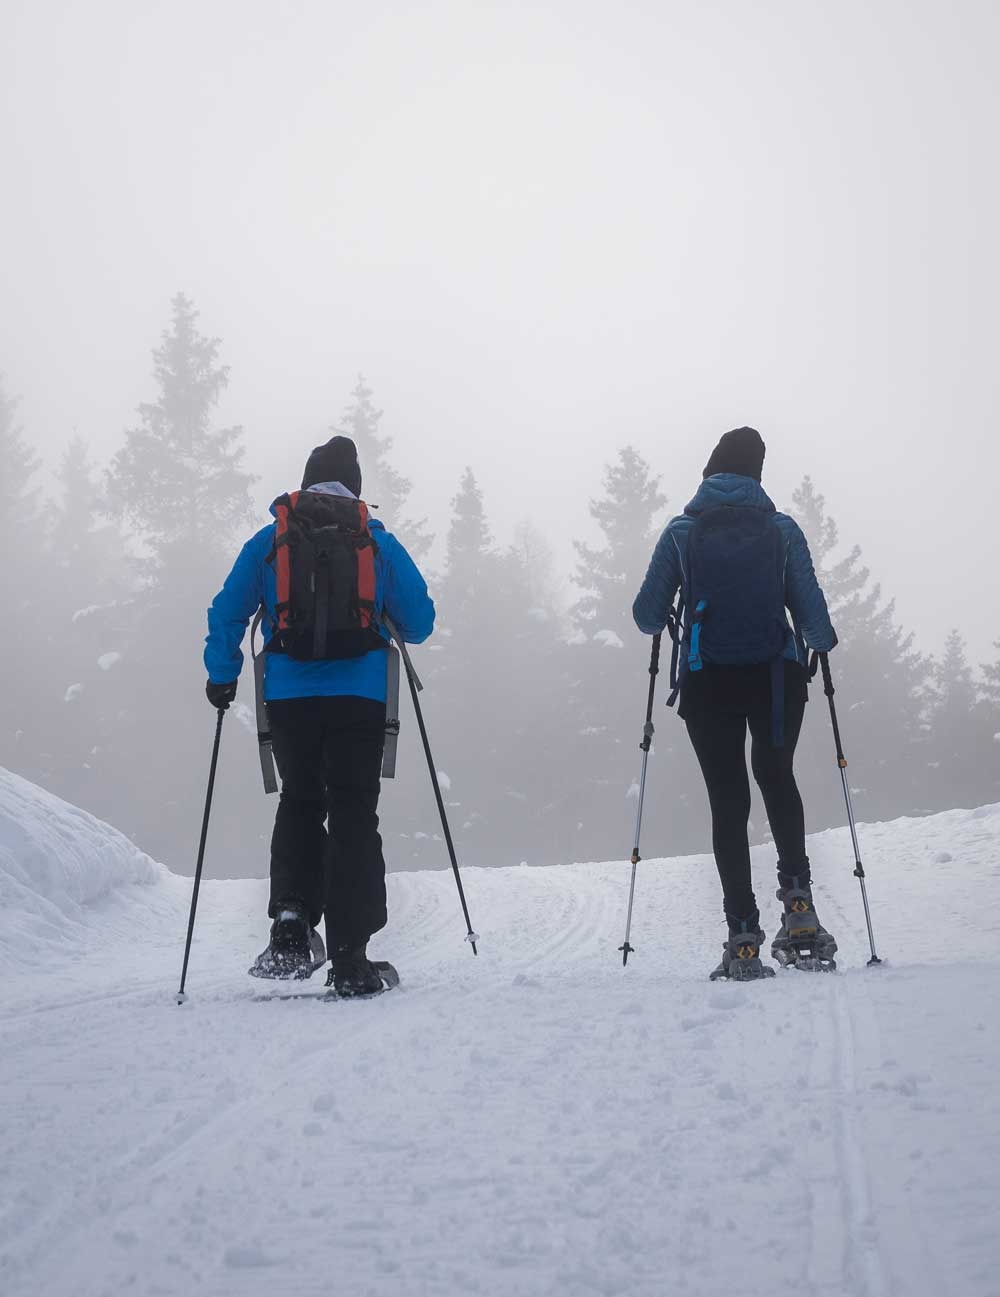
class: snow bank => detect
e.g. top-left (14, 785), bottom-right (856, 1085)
top-left (0, 768), bottom-right (164, 970)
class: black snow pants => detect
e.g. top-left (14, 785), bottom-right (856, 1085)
top-left (267, 695), bottom-right (387, 955)
top-left (680, 661), bottom-right (811, 925)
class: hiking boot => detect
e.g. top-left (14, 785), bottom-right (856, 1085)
top-left (771, 876), bottom-right (837, 971)
top-left (330, 944), bottom-right (385, 997)
top-left (249, 905), bottom-right (326, 980)
top-left (709, 918), bottom-right (776, 982)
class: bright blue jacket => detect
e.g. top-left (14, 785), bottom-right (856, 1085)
top-left (204, 503), bottom-right (435, 702)
top-left (632, 474), bottom-right (836, 663)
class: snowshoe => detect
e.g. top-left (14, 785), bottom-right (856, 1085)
top-left (251, 961), bottom-right (398, 1002)
top-left (248, 907), bottom-right (327, 980)
top-left (327, 946), bottom-right (396, 998)
top-left (709, 920), bottom-right (776, 982)
top-left (771, 877), bottom-right (837, 972)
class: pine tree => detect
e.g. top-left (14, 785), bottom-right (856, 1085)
top-left (563, 447), bottom-right (673, 859)
top-left (791, 476), bottom-right (880, 618)
top-left (92, 296), bottom-right (266, 865)
top-left (789, 476), bottom-right (932, 819)
top-left (979, 641), bottom-right (1000, 804)
top-left (0, 376), bottom-right (41, 771)
top-left (982, 641), bottom-right (1000, 708)
top-left (395, 468), bottom-right (568, 865)
top-left (441, 467), bottom-right (494, 622)
top-left (30, 439), bottom-right (134, 801)
top-left (107, 294), bottom-right (255, 570)
top-left (572, 446), bottom-right (667, 634)
top-left (934, 630), bottom-right (977, 714)
top-left (332, 375), bottom-right (431, 558)
top-left (926, 630), bottom-right (998, 808)
top-left (376, 466), bottom-right (489, 865)
top-left (509, 518), bottom-right (564, 626)
top-left (493, 520), bottom-right (569, 856)
top-left (0, 375), bottom-right (39, 584)
top-left (51, 437), bottom-right (127, 604)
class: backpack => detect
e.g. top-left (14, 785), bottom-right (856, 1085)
top-left (264, 490), bottom-right (384, 661)
top-left (668, 505), bottom-right (789, 741)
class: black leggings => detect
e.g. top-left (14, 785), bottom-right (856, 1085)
top-left (682, 663), bottom-right (810, 924)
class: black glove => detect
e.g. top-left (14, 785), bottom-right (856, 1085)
top-left (206, 679), bottom-right (238, 710)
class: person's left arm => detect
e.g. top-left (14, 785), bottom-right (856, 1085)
top-left (379, 533), bottom-right (436, 644)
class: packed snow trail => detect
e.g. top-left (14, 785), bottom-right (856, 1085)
top-left (1, 773), bottom-right (999, 1297)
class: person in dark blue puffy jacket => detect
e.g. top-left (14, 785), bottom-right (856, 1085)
top-left (204, 435), bottom-right (434, 995)
top-left (633, 427), bottom-right (839, 980)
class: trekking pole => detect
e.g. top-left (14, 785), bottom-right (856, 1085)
top-left (619, 633), bottom-right (661, 966)
top-left (383, 618), bottom-right (480, 955)
top-left (176, 707), bottom-right (226, 1003)
top-left (815, 652), bottom-right (882, 966)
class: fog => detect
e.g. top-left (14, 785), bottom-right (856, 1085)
top-left (3, 1), bottom-right (999, 874)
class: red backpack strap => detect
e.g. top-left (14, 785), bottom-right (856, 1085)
top-left (271, 491), bottom-right (300, 632)
top-left (355, 501), bottom-right (377, 629)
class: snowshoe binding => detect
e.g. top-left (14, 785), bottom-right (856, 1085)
top-left (771, 876), bottom-right (837, 972)
top-left (326, 946), bottom-right (398, 999)
top-left (709, 919), bottom-right (776, 982)
top-left (249, 906), bottom-right (327, 980)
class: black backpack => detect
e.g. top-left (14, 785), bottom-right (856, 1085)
top-left (686, 506), bottom-right (787, 667)
top-left (265, 490), bottom-right (384, 661)
top-left (669, 506), bottom-right (790, 742)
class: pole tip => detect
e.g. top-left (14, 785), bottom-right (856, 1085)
top-left (466, 931), bottom-right (480, 956)
top-left (867, 956), bottom-right (883, 967)
top-left (176, 991), bottom-right (188, 1005)
top-left (619, 942), bottom-right (634, 966)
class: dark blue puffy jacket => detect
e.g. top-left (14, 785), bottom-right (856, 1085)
top-left (632, 474), bottom-right (836, 663)
top-left (204, 500), bottom-right (435, 702)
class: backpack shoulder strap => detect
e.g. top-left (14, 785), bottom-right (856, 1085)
top-left (269, 492), bottom-right (300, 633)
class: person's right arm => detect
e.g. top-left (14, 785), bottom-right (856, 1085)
top-left (633, 522), bottom-right (683, 634)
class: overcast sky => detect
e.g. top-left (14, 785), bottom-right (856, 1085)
top-left (3, 0), bottom-right (997, 661)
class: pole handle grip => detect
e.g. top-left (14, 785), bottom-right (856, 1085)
top-left (382, 615), bottom-right (423, 692)
top-left (819, 651), bottom-right (834, 697)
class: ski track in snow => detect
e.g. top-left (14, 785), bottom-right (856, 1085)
top-left (2, 783), bottom-right (1000, 1297)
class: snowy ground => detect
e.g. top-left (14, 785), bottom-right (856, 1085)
top-left (2, 768), bottom-right (999, 1297)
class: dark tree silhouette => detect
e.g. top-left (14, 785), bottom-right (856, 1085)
top-left (95, 295), bottom-right (265, 865)
top-left (573, 446), bottom-right (667, 633)
top-left (0, 376), bottom-right (41, 771)
top-left (790, 476), bottom-right (932, 819)
top-left (332, 376), bottom-right (431, 559)
top-left (564, 447), bottom-right (677, 860)
top-left (107, 293), bottom-right (255, 568)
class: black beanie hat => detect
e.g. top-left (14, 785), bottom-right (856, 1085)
top-left (301, 435), bottom-right (362, 496)
top-left (703, 426), bottom-right (766, 482)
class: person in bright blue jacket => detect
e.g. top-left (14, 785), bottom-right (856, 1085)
top-left (204, 435), bottom-right (434, 995)
top-left (633, 427), bottom-right (839, 980)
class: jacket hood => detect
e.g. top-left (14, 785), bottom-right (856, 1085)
top-left (684, 473), bottom-right (776, 516)
top-left (268, 486), bottom-right (385, 531)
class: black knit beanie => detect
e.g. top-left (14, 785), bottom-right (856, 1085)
top-left (703, 426), bottom-right (766, 482)
top-left (301, 435), bottom-right (362, 496)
